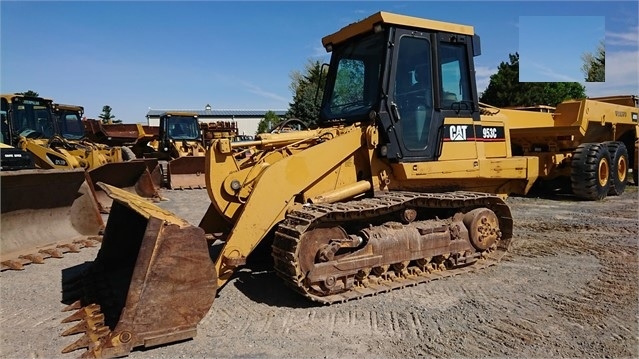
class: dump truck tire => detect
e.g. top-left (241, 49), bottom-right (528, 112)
top-left (571, 143), bottom-right (612, 200)
top-left (603, 141), bottom-right (628, 195)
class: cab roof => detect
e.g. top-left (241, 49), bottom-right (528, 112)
top-left (54, 103), bottom-right (84, 112)
top-left (1, 94), bottom-right (53, 103)
top-left (321, 11), bottom-right (474, 50)
top-left (160, 111), bottom-right (199, 118)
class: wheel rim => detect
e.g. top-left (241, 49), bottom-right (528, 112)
top-left (617, 156), bottom-right (627, 182)
top-left (598, 158), bottom-right (610, 187)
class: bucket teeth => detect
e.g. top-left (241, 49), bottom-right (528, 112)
top-left (57, 243), bottom-right (81, 253)
top-left (73, 239), bottom-right (98, 248)
top-left (62, 303), bottom-right (101, 323)
top-left (61, 303), bottom-right (112, 356)
top-left (19, 253), bottom-right (45, 264)
top-left (62, 300), bottom-right (83, 312)
top-left (61, 313), bottom-right (105, 336)
top-left (39, 248), bottom-right (64, 258)
top-left (61, 325), bottom-right (110, 354)
top-left (1, 260), bottom-right (25, 270)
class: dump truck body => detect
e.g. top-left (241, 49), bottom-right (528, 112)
top-left (82, 118), bottom-right (160, 156)
top-left (495, 96), bottom-right (638, 196)
top-left (61, 11), bottom-right (636, 358)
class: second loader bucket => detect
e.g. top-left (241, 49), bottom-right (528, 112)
top-left (167, 156), bottom-right (206, 189)
top-left (61, 183), bottom-right (217, 358)
top-left (86, 161), bottom-right (160, 213)
top-left (1, 169), bottom-right (103, 270)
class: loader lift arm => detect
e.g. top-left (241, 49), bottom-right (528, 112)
top-left (207, 126), bottom-right (368, 288)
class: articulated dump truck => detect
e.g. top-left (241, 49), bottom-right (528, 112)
top-left (59, 12), bottom-right (638, 358)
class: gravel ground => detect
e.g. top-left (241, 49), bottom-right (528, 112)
top-left (1, 186), bottom-right (637, 359)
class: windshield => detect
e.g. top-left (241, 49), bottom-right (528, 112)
top-left (10, 98), bottom-right (56, 139)
top-left (167, 116), bottom-right (200, 140)
top-left (320, 32), bottom-right (385, 122)
top-left (439, 43), bottom-right (473, 110)
top-left (55, 109), bottom-right (84, 140)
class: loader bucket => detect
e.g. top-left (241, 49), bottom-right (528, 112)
top-left (167, 156), bottom-right (206, 189)
top-left (61, 183), bottom-right (217, 358)
top-left (1, 169), bottom-right (103, 270)
top-left (86, 161), bottom-right (160, 213)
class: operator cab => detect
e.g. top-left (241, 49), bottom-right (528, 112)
top-left (159, 112), bottom-right (201, 142)
top-left (0, 95), bottom-right (58, 143)
top-left (319, 11), bottom-right (481, 162)
top-left (53, 104), bottom-right (85, 140)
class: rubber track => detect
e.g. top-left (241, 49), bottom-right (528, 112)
top-left (272, 191), bottom-right (512, 304)
top-left (0, 236), bottom-right (102, 271)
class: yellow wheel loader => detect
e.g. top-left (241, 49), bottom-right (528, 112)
top-left (60, 12), bottom-right (638, 358)
top-left (0, 95), bottom-right (159, 214)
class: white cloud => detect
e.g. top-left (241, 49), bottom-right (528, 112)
top-left (529, 62), bottom-right (581, 82)
top-left (239, 80), bottom-right (290, 104)
top-left (586, 49), bottom-right (639, 96)
top-left (606, 27), bottom-right (639, 47)
top-left (475, 65), bottom-right (496, 93)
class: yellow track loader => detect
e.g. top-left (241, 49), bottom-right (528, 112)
top-left (60, 12), bottom-right (638, 358)
top-left (0, 95), bottom-right (159, 213)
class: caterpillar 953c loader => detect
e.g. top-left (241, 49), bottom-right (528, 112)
top-left (61, 11), bottom-right (638, 358)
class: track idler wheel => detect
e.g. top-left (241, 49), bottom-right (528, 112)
top-left (463, 208), bottom-right (500, 251)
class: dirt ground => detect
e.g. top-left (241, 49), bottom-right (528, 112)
top-left (1, 186), bottom-right (637, 359)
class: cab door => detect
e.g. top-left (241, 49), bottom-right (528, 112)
top-left (386, 30), bottom-right (481, 162)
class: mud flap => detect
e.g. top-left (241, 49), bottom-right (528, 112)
top-left (0, 169), bottom-right (103, 270)
top-left (86, 161), bottom-right (160, 213)
top-left (167, 156), bottom-right (206, 189)
top-left (61, 184), bottom-right (217, 358)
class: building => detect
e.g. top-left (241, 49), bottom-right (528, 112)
top-left (146, 104), bottom-right (287, 136)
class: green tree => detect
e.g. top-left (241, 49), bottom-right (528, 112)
top-left (581, 40), bottom-right (605, 82)
top-left (333, 59), bottom-right (365, 106)
top-left (98, 105), bottom-right (121, 124)
top-left (256, 110), bottom-right (283, 134)
top-left (480, 52), bottom-right (586, 107)
top-left (15, 90), bottom-right (39, 97)
top-left (287, 59), bottom-right (327, 126)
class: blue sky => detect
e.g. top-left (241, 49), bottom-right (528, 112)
top-left (1, 1), bottom-right (638, 123)
top-left (519, 16), bottom-right (605, 82)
